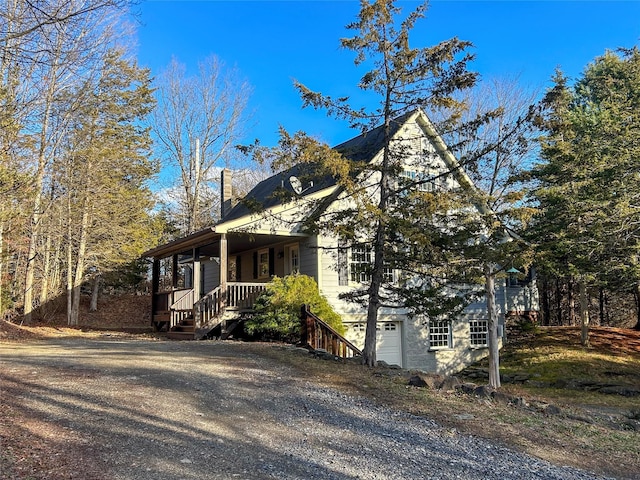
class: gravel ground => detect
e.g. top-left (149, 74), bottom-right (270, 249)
top-left (0, 338), bottom-right (612, 480)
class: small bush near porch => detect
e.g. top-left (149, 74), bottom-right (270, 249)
top-left (245, 274), bottom-right (344, 342)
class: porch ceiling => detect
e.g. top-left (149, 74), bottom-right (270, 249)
top-left (143, 227), bottom-right (308, 260)
top-left (226, 231), bottom-right (308, 255)
top-left (142, 227), bottom-right (218, 259)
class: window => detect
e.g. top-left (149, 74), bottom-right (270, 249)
top-left (349, 244), bottom-right (394, 284)
top-left (258, 249), bottom-right (270, 279)
top-left (287, 244), bottom-right (300, 274)
top-left (351, 323), bottom-right (366, 333)
top-left (382, 264), bottom-right (395, 283)
top-left (402, 170), bottom-right (432, 192)
top-left (429, 320), bottom-right (452, 349)
top-left (469, 319), bottom-right (488, 347)
top-left (350, 245), bottom-right (371, 282)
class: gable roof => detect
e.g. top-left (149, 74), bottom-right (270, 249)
top-left (221, 112), bottom-right (411, 223)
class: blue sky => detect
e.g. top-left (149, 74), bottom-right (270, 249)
top-left (136, 0), bottom-right (640, 148)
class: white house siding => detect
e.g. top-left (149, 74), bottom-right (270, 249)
top-left (298, 237), bottom-right (318, 280)
top-left (506, 284), bottom-right (540, 314)
top-left (315, 227), bottom-right (503, 374)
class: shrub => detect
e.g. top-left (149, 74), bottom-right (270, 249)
top-left (245, 274), bottom-right (344, 342)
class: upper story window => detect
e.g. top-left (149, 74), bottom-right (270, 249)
top-left (350, 245), bottom-right (371, 283)
top-left (402, 169), bottom-right (447, 193)
top-left (349, 245), bottom-right (395, 284)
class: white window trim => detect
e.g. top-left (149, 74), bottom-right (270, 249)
top-left (428, 320), bottom-right (453, 350)
top-left (469, 319), bottom-right (489, 348)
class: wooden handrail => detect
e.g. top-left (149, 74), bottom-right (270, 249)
top-left (193, 283), bottom-right (267, 329)
top-left (194, 286), bottom-right (223, 328)
top-left (170, 288), bottom-right (194, 310)
top-left (300, 305), bottom-right (362, 359)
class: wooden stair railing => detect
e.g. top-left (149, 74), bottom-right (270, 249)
top-left (195, 286), bottom-right (224, 327)
top-left (168, 283), bottom-right (269, 340)
top-left (300, 304), bottom-right (362, 359)
top-left (169, 288), bottom-right (195, 329)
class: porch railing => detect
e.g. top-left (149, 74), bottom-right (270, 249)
top-left (193, 282), bottom-right (268, 329)
top-left (301, 305), bottom-right (362, 359)
top-left (152, 288), bottom-right (194, 329)
top-left (227, 282), bottom-right (267, 310)
top-left (170, 288), bottom-right (194, 327)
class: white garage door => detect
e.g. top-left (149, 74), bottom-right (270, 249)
top-left (376, 322), bottom-right (402, 366)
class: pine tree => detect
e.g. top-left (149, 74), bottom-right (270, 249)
top-left (60, 49), bottom-right (158, 325)
top-left (279, 0), bottom-right (491, 366)
top-left (532, 48), bottom-right (640, 341)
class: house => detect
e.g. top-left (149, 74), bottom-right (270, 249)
top-left (143, 109), bottom-right (538, 375)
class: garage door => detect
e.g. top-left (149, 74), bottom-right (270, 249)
top-left (376, 322), bottom-right (402, 366)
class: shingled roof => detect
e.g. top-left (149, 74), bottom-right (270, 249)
top-left (220, 112), bottom-right (410, 223)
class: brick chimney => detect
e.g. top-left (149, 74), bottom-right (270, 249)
top-left (221, 168), bottom-right (233, 219)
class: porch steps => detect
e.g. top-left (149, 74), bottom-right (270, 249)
top-left (165, 312), bottom-right (244, 341)
top-left (166, 317), bottom-right (197, 340)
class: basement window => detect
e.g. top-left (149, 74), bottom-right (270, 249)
top-left (469, 319), bottom-right (488, 347)
top-left (429, 320), bottom-right (452, 349)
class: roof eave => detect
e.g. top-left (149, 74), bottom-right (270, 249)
top-left (142, 227), bottom-right (218, 259)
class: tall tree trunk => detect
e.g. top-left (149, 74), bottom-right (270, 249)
top-left (69, 201), bottom-right (90, 326)
top-left (90, 275), bottom-right (101, 312)
top-left (541, 276), bottom-right (550, 326)
top-left (23, 56), bottom-right (60, 324)
top-left (39, 226), bottom-right (53, 316)
top-left (0, 222), bottom-right (3, 317)
top-left (363, 217), bottom-right (385, 367)
top-left (66, 194), bottom-right (73, 325)
top-left (578, 278), bottom-right (590, 347)
top-left (363, 99), bottom-right (392, 367)
top-left (568, 278), bottom-right (576, 326)
top-left (633, 284), bottom-right (640, 331)
top-left (555, 277), bottom-right (562, 326)
top-left (485, 263), bottom-right (501, 389)
top-left (599, 287), bottom-right (605, 326)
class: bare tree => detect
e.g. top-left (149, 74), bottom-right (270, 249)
top-left (151, 56), bottom-right (251, 234)
top-left (0, 0), bottom-right (128, 45)
top-left (438, 76), bottom-right (539, 388)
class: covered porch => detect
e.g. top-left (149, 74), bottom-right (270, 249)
top-left (144, 227), bottom-right (312, 339)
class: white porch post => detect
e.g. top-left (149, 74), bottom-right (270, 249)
top-left (219, 234), bottom-right (228, 331)
top-left (193, 247), bottom-right (201, 299)
top-left (192, 247), bottom-right (202, 328)
top-left (220, 233), bottom-right (228, 298)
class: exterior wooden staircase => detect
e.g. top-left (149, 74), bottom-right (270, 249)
top-left (163, 283), bottom-right (267, 341)
top-left (300, 305), bottom-right (362, 359)
top-left (166, 313), bottom-right (244, 340)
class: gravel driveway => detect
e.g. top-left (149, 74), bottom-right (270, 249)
top-left (0, 338), bottom-right (611, 480)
